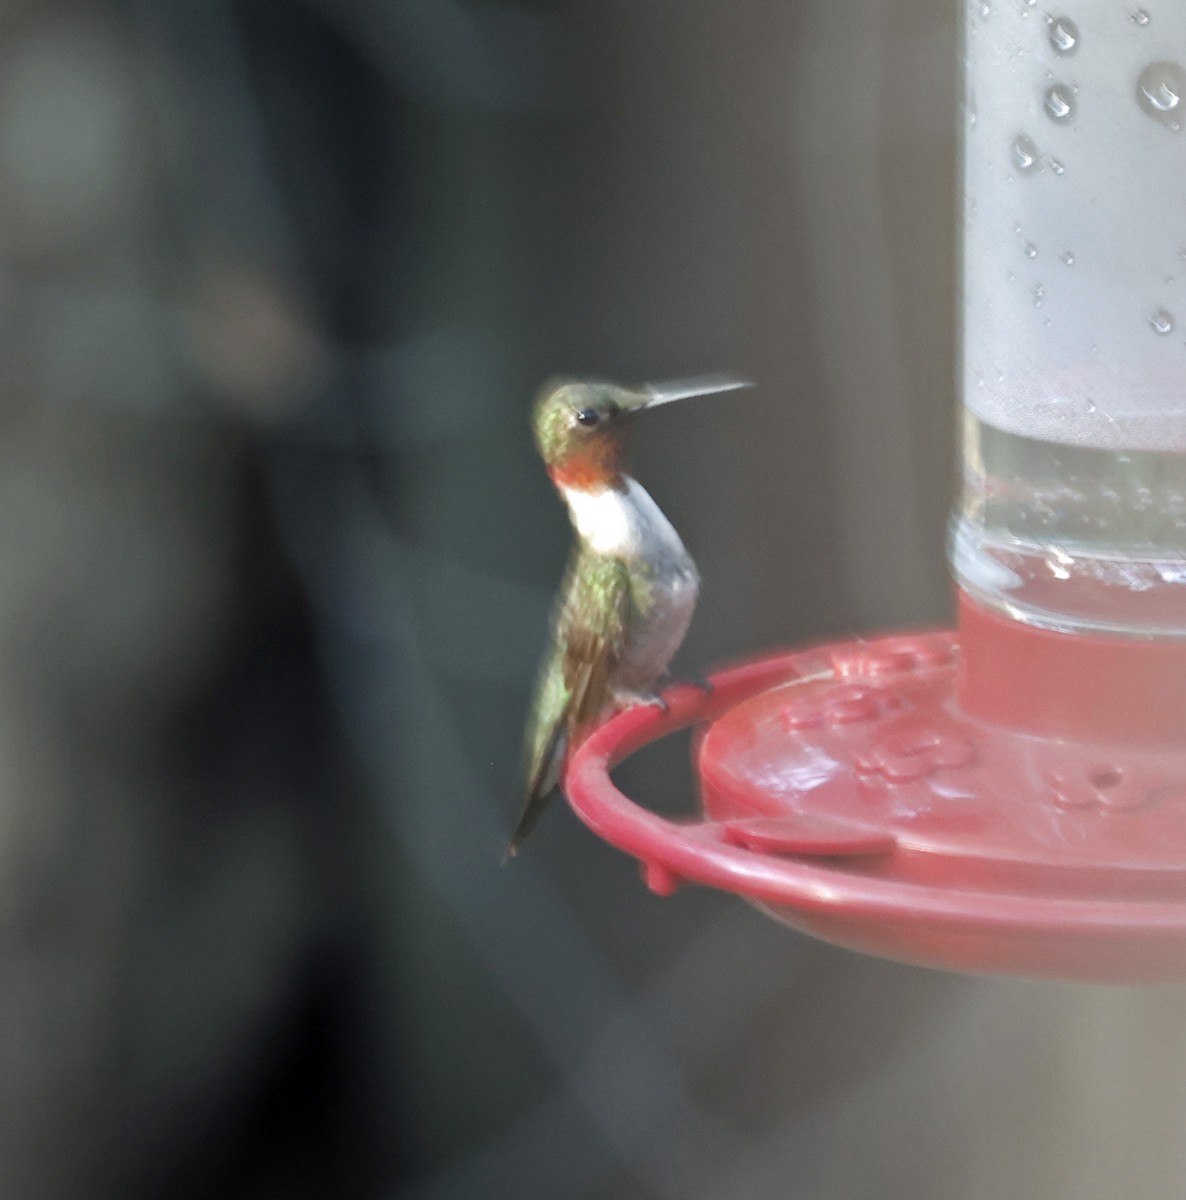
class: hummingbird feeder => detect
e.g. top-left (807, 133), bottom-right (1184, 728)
top-left (563, 1), bottom-right (1186, 983)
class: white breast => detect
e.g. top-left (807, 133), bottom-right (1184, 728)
top-left (563, 478), bottom-right (689, 564)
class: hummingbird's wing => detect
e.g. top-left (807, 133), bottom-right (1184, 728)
top-left (507, 552), bottom-right (631, 857)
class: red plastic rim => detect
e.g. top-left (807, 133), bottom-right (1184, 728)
top-left (564, 628), bottom-right (1186, 982)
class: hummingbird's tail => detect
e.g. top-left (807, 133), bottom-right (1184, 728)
top-left (504, 725), bottom-right (567, 860)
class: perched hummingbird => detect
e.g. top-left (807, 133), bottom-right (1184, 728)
top-left (506, 375), bottom-right (748, 857)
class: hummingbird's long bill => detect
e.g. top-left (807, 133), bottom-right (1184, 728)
top-left (638, 375), bottom-right (752, 409)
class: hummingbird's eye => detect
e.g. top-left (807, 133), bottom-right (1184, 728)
top-left (575, 407), bottom-right (601, 427)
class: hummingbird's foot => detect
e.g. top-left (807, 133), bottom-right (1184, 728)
top-left (614, 689), bottom-right (670, 714)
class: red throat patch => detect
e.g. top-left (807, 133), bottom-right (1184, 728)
top-left (548, 445), bottom-right (623, 492)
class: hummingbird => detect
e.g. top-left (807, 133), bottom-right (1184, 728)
top-left (506, 375), bottom-right (749, 857)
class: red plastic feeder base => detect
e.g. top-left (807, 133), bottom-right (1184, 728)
top-left (564, 594), bottom-right (1186, 983)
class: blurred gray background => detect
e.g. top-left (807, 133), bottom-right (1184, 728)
top-left (4, 0), bottom-right (1186, 1197)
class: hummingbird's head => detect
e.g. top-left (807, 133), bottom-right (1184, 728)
top-left (532, 380), bottom-right (640, 492)
top-left (532, 375), bottom-right (750, 492)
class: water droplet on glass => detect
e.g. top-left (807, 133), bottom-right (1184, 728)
top-left (1137, 61), bottom-right (1186, 130)
top-left (979, 0), bottom-right (991, 17)
top-left (1006, 270), bottom-right (1015, 281)
top-left (1061, 250), bottom-right (1075, 265)
top-left (1034, 283), bottom-right (1045, 307)
top-left (1150, 307), bottom-right (1175, 334)
top-left (1044, 83), bottom-right (1075, 121)
top-left (1048, 17), bottom-right (1079, 55)
top-left (1024, 241), bottom-right (1038, 259)
top-left (1012, 132), bottom-right (1041, 172)
top-left (1130, 8), bottom-right (1150, 25)
top-left (1048, 157), bottom-right (1066, 175)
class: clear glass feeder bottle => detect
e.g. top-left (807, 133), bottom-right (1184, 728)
top-left (950, 0), bottom-right (1186, 639)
